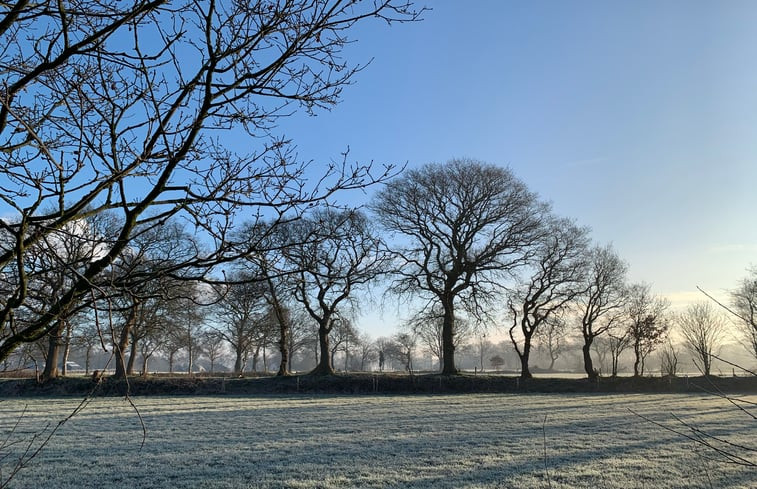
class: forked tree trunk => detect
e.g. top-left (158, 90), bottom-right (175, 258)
top-left (583, 340), bottom-right (599, 381)
top-left (517, 339), bottom-right (533, 380)
top-left (114, 303), bottom-right (138, 380)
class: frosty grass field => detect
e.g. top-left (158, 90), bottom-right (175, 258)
top-left (1, 394), bottom-right (754, 488)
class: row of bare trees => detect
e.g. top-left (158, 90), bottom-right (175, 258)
top-left (372, 159), bottom-right (755, 380)
top-left (3, 156), bottom-right (755, 380)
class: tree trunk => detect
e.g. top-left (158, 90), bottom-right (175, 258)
top-left (61, 322), bottom-right (72, 377)
top-left (611, 353), bottom-right (619, 377)
top-left (548, 354), bottom-right (556, 371)
top-left (85, 345), bottom-right (92, 375)
top-left (440, 296), bottom-right (457, 375)
top-left (187, 341), bottom-right (193, 375)
top-left (583, 338), bottom-right (599, 381)
top-left (141, 355), bottom-right (149, 377)
top-left (633, 341), bottom-right (642, 377)
top-left (310, 320), bottom-right (334, 375)
top-left (265, 277), bottom-right (290, 377)
top-left (41, 320), bottom-right (65, 382)
top-left (114, 303), bottom-right (138, 380)
top-left (126, 337), bottom-right (138, 375)
top-left (277, 316), bottom-right (290, 376)
top-left (639, 353), bottom-right (646, 376)
top-left (518, 338), bottom-right (533, 380)
top-left (251, 347), bottom-right (260, 372)
top-left (234, 348), bottom-right (244, 374)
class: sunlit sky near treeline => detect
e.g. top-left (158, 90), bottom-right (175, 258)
top-left (273, 0), bottom-right (757, 338)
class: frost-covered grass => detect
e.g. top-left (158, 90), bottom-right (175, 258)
top-left (1, 393), bottom-right (754, 488)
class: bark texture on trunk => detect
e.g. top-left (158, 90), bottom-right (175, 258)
top-left (234, 349), bottom-right (244, 374)
top-left (41, 320), bottom-right (65, 382)
top-left (126, 338), bottom-right (138, 375)
top-left (583, 340), bottom-right (598, 381)
top-left (518, 340), bottom-right (533, 380)
top-left (311, 321), bottom-right (334, 375)
top-left (441, 296), bottom-right (457, 375)
top-left (114, 303), bottom-right (138, 380)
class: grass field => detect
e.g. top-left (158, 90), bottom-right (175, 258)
top-left (1, 394), bottom-right (754, 488)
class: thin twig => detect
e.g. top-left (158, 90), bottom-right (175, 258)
top-left (696, 286), bottom-right (751, 325)
top-left (629, 408), bottom-right (755, 467)
top-left (542, 414), bottom-right (552, 489)
top-left (708, 353), bottom-right (757, 377)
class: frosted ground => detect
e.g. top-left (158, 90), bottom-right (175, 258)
top-left (1, 394), bottom-right (754, 488)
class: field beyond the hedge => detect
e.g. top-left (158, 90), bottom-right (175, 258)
top-left (1, 394), bottom-right (755, 488)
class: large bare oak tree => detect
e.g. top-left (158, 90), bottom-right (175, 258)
top-left (372, 159), bottom-right (547, 375)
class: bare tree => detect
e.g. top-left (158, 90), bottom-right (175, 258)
top-left (161, 325), bottom-right (186, 374)
top-left (389, 331), bottom-right (417, 372)
top-left (372, 159), bottom-right (548, 374)
top-left (137, 327), bottom-right (164, 377)
top-left (606, 329), bottom-right (632, 377)
top-left (108, 221), bottom-right (199, 379)
top-left (286, 308), bottom-right (313, 373)
top-left (0, 0), bottom-right (421, 365)
top-left (508, 218), bottom-right (589, 379)
top-left (199, 330), bottom-right (226, 374)
top-left (534, 315), bottom-right (569, 371)
top-left (72, 322), bottom-right (103, 375)
top-left (625, 283), bottom-right (669, 377)
top-left (328, 315), bottom-right (358, 372)
top-left (176, 293), bottom-right (207, 375)
top-left (354, 332), bottom-right (378, 371)
top-left (575, 244), bottom-right (628, 381)
top-left (475, 335), bottom-right (494, 372)
top-left (286, 209), bottom-right (389, 375)
top-left (375, 337), bottom-right (392, 371)
top-left (658, 335), bottom-right (679, 377)
top-left (212, 272), bottom-right (269, 374)
top-left (678, 302), bottom-right (727, 376)
top-left (238, 222), bottom-right (301, 376)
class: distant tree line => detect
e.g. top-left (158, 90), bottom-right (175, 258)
top-left (2, 158), bottom-right (754, 382)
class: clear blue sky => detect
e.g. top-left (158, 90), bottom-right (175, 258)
top-left (276, 0), bottom-right (757, 336)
